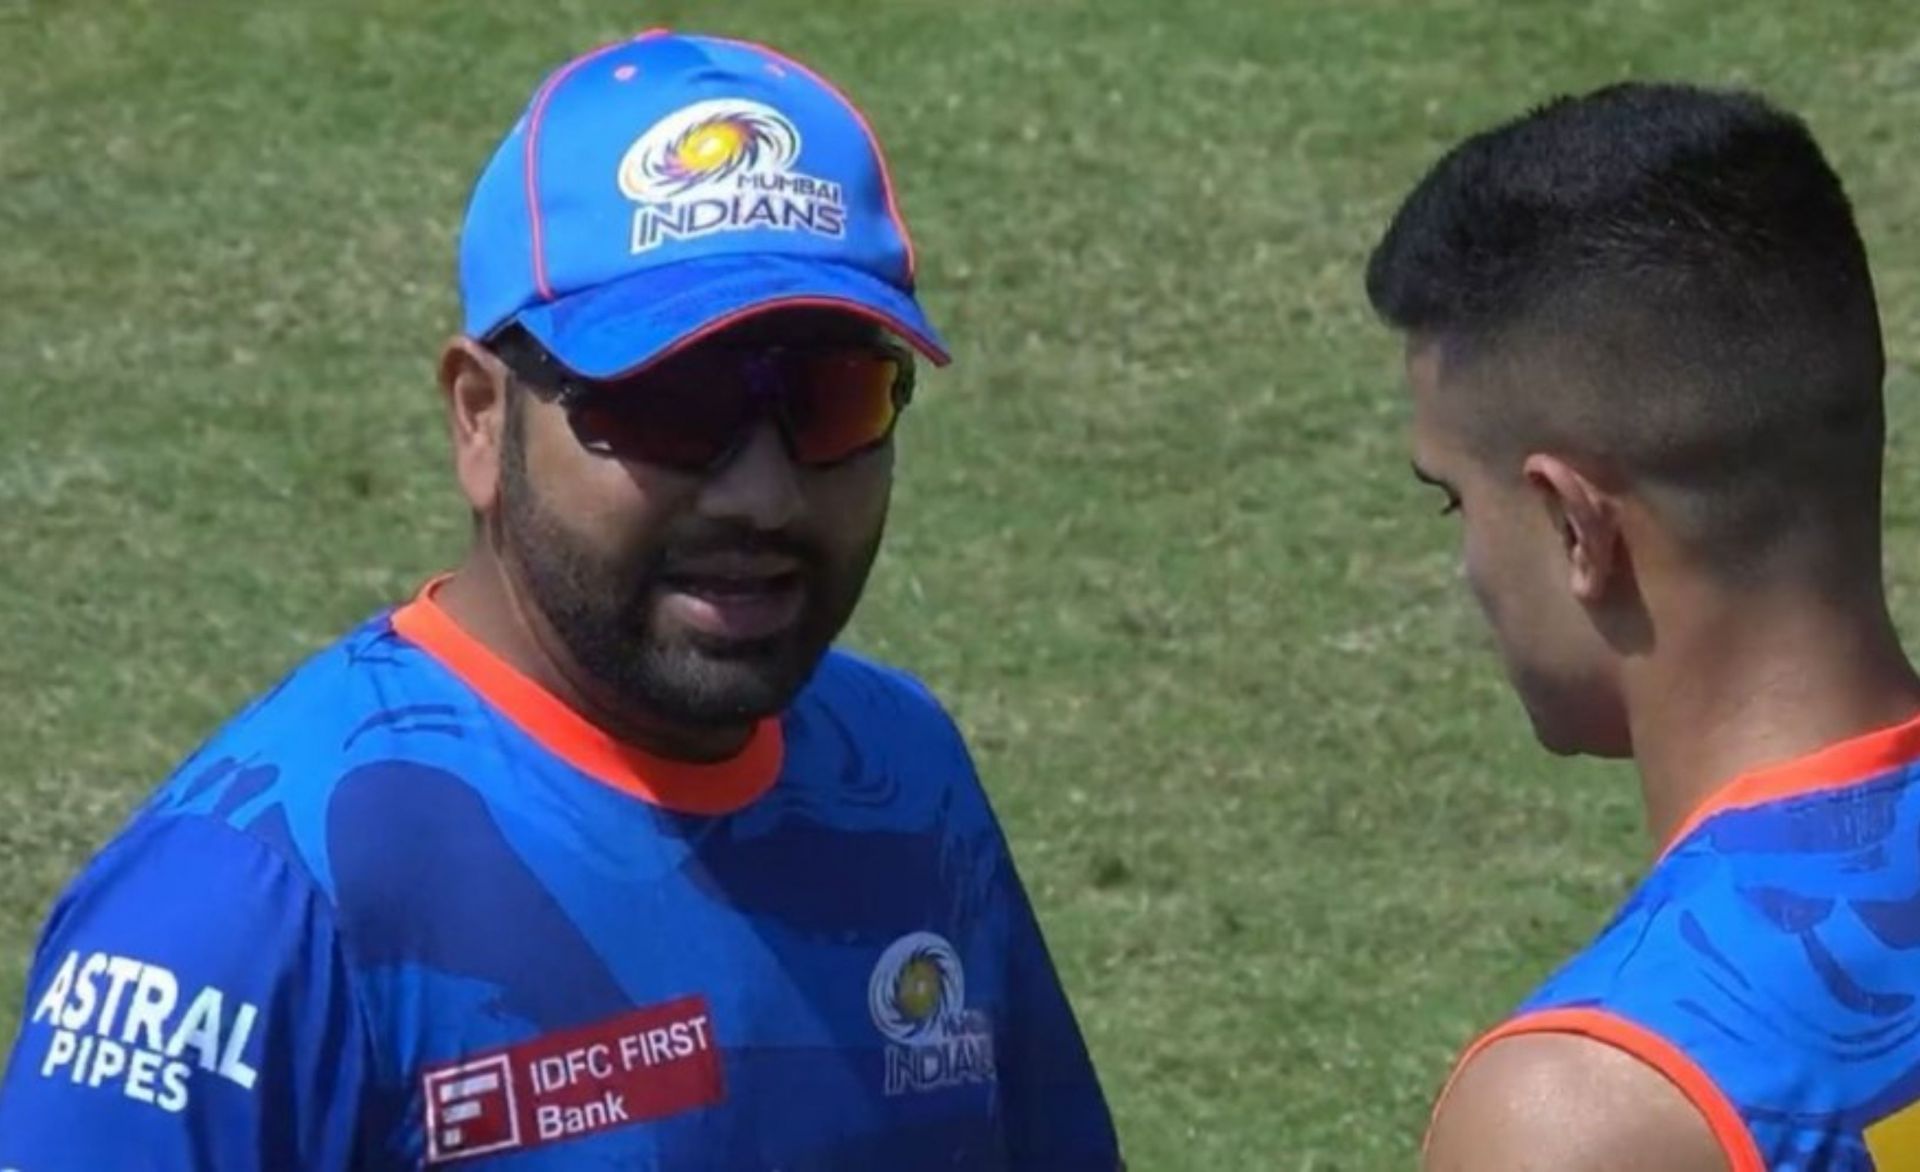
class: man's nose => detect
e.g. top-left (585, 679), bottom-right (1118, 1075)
top-left (696, 420), bottom-right (804, 531)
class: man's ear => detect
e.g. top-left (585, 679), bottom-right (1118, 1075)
top-left (438, 336), bottom-right (511, 515)
top-left (1523, 453), bottom-right (1623, 604)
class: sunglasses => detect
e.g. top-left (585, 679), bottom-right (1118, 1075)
top-left (497, 335), bottom-right (916, 473)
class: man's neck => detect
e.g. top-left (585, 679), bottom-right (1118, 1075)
top-left (432, 550), bottom-right (755, 764)
top-left (1625, 577), bottom-right (1920, 849)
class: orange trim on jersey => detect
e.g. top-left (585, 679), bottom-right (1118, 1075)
top-left (388, 579), bottom-right (783, 816)
top-left (1425, 1008), bottom-right (1764, 1172)
top-left (1661, 710), bottom-right (1920, 858)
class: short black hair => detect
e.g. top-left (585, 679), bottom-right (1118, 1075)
top-left (1367, 82), bottom-right (1887, 572)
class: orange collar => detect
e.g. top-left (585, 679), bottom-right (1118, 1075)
top-left (389, 579), bottom-right (784, 816)
top-left (1660, 709), bottom-right (1920, 857)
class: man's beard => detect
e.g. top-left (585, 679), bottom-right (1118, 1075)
top-left (495, 414), bottom-right (882, 729)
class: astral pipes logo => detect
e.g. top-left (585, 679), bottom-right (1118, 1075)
top-left (27, 950), bottom-right (262, 1113)
top-left (867, 932), bottom-right (996, 1096)
top-left (616, 99), bottom-right (846, 253)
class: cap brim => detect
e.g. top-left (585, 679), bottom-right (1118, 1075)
top-left (508, 254), bottom-right (951, 381)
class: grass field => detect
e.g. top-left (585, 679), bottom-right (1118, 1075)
top-left (4, 0), bottom-right (1920, 1167)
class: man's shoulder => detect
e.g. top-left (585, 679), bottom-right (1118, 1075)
top-left (809, 646), bottom-right (947, 701)
top-left (132, 605), bottom-right (494, 885)
top-left (180, 604), bottom-right (479, 763)
top-left (1533, 804), bottom-right (1920, 1060)
top-left (1459, 828), bottom-right (1920, 1172)
top-left (781, 649), bottom-right (987, 806)
top-left (1425, 1028), bottom-right (1733, 1172)
top-left (803, 648), bottom-right (966, 739)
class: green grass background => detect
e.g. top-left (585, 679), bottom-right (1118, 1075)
top-left (3, 1), bottom-right (1918, 1167)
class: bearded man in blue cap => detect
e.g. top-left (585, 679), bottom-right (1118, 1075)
top-left (0, 29), bottom-right (1120, 1171)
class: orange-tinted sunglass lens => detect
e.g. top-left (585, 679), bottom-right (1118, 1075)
top-left (787, 352), bottom-right (904, 464)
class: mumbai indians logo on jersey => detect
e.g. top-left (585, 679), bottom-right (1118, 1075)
top-left (27, 950), bottom-right (262, 1113)
top-left (617, 99), bottom-right (847, 253)
top-left (868, 932), bottom-right (996, 1096)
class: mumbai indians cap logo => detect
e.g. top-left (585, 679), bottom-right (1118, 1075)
top-left (868, 932), bottom-right (964, 1044)
top-left (617, 99), bottom-right (846, 254)
top-left (618, 99), bottom-right (800, 201)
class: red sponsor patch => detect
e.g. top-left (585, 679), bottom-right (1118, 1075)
top-left (422, 996), bottom-right (723, 1164)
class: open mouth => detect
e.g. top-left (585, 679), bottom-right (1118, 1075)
top-left (658, 570), bottom-right (805, 642)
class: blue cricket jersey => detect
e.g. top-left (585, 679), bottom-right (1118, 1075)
top-left (1440, 714), bottom-right (1920, 1171)
top-left (0, 582), bottom-right (1119, 1169)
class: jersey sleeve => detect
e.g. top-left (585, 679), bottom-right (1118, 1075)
top-left (0, 814), bottom-right (374, 1171)
top-left (996, 861), bottom-right (1123, 1170)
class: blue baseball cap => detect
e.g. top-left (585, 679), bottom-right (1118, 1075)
top-left (458, 30), bottom-right (950, 379)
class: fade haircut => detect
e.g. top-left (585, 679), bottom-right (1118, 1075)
top-left (1367, 82), bottom-right (1887, 576)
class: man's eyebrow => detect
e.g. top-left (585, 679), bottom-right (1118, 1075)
top-left (1410, 461), bottom-right (1452, 489)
